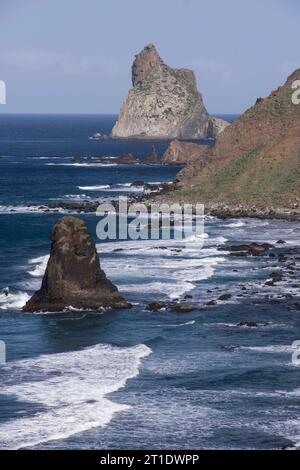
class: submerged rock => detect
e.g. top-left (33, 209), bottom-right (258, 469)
top-left (23, 216), bottom-right (131, 313)
top-left (144, 145), bottom-right (159, 164)
top-left (218, 293), bottom-right (232, 301)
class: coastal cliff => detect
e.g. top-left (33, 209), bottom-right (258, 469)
top-left (112, 44), bottom-right (211, 139)
top-left (23, 217), bottom-right (131, 312)
top-left (167, 69), bottom-right (300, 210)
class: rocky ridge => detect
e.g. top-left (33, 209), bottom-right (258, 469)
top-left (112, 44), bottom-right (226, 139)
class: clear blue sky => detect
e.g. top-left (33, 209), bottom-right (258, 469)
top-left (0, 0), bottom-right (299, 114)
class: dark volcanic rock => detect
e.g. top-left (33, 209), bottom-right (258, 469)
top-left (238, 322), bottom-right (258, 328)
top-left (146, 301), bottom-right (167, 312)
top-left (23, 217), bottom-right (131, 313)
top-left (170, 303), bottom-right (196, 313)
top-left (270, 271), bottom-right (283, 282)
top-left (218, 293), bottom-right (232, 301)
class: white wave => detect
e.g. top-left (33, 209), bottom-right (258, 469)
top-left (168, 320), bottom-right (196, 327)
top-left (28, 156), bottom-right (66, 160)
top-left (206, 236), bottom-right (228, 246)
top-left (225, 220), bottom-right (246, 228)
top-left (47, 162), bottom-right (118, 167)
top-left (0, 343), bottom-right (151, 449)
top-left (0, 291), bottom-right (30, 310)
top-left (78, 185), bottom-right (111, 190)
top-left (205, 322), bottom-right (238, 328)
top-left (0, 205), bottom-right (67, 214)
top-left (28, 255), bottom-right (49, 277)
top-left (241, 345), bottom-right (293, 353)
top-left (206, 322), bottom-right (290, 329)
top-left (63, 194), bottom-right (90, 200)
top-left (122, 280), bottom-right (195, 299)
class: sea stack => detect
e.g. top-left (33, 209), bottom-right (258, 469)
top-left (23, 216), bottom-right (131, 312)
top-left (112, 44), bottom-right (211, 139)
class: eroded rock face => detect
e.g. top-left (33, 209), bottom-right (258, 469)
top-left (23, 217), bottom-right (130, 312)
top-left (207, 117), bottom-right (230, 138)
top-left (112, 44), bottom-right (210, 139)
top-left (161, 139), bottom-right (209, 165)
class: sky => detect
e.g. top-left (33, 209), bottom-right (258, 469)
top-left (0, 0), bottom-right (299, 114)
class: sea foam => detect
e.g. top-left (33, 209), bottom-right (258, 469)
top-left (0, 343), bottom-right (151, 449)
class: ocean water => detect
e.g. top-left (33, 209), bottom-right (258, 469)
top-left (0, 114), bottom-right (300, 450)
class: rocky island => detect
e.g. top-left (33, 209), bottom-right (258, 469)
top-left (112, 43), bottom-right (228, 140)
top-left (23, 216), bottom-right (131, 312)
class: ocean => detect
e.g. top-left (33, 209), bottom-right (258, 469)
top-left (0, 114), bottom-right (300, 450)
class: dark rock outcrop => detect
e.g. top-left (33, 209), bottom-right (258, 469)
top-left (115, 153), bottom-right (139, 164)
top-left (222, 243), bottom-right (273, 257)
top-left (146, 301), bottom-right (167, 312)
top-left (238, 322), bottom-right (258, 328)
top-left (161, 139), bottom-right (209, 165)
top-left (218, 293), bottom-right (232, 301)
top-left (23, 217), bottom-right (131, 313)
top-left (170, 303), bottom-right (196, 313)
top-left (144, 145), bottom-right (159, 164)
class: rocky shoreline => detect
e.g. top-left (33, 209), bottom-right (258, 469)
top-left (143, 241), bottom-right (300, 317)
top-left (9, 189), bottom-right (300, 221)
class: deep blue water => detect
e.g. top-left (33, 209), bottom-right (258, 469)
top-left (0, 114), bottom-right (300, 450)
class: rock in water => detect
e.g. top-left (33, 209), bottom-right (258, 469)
top-left (207, 117), bottom-right (230, 138)
top-left (112, 44), bottom-right (210, 139)
top-left (23, 217), bottom-right (131, 312)
top-left (144, 145), bottom-right (159, 164)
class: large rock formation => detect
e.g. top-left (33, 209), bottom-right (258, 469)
top-left (161, 139), bottom-right (209, 165)
top-left (207, 117), bottom-right (230, 139)
top-left (112, 44), bottom-right (210, 139)
top-left (23, 217), bottom-right (131, 312)
top-left (174, 69), bottom-right (300, 208)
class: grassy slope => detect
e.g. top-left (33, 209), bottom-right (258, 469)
top-left (175, 69), bottom-right (300, 207)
